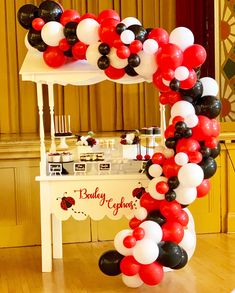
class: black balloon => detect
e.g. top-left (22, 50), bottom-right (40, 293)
top-left (98, 43), bottom-right (110, 55)
top-left (116, 23), bottom-right (126, 35)
top-left (170, 78), bottom-right (180, 91)
top-left (98, 250), bottom-right (123, 276)
top-left (210, 142), bottom-right (221, 159)
top-left (165, 137), bottom-right (177, 149)
top-left (199, 157), bottom-right (217, 179)
top-left (183, 128), bottom-right (192, 138)
top-left (125, 65), bottom-right (138, 76)
top-left (174, 131), bottom-right (183, 139)
top-left (38, 0), bottom-right (63, 22)
top-left (200, 145), bottom-right (211, 159)
top-left (180, 80), bottom-right (203, 101)
top-left (64, 48), bottom-right (73, 57)
top-left (27, 29), bottom-right (43, 47)
top-left (17, 4), bottom-right (39, 29)
top-left (196, 95), bottom-right (221, 119)
top-left (128, 25), bottom-right (147, 43)
top-left (35, 42), bottom-right (48, 52)
top-left (146, 28), bottom-right (153, 37)
top-left (157, 241), bottom-right (183, 268)
top-left (168, 176), bottom-right (179, 189)
top-left (128, 54), bottom-right (140, 67)
top-left (175, 121), bottom-right (187, 133)
top-left (97, 56), bottom-right (110, 70)
top-left (181, 95), bottom-right (194, 103)
top-left (172, 248), bottom-right (188, 269)
top-left (66, 35), bottom-right (78, 46)
top-left (64, 22), bottom-right (78, 38)
top-left (146, 210), bottom-right (166, 226)
top-left (165, 190), bottom-right (176, 202)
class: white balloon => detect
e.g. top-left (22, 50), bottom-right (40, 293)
top-left (134, 207), bottom-right (148, 221)
top-left (184, 208), bottom-right (195, 232)
top-left (121, 17), bottom-right (142, 27)
top-left (148, 176), bottom-right (167, 200)
top-left (139, 221), bottom-right (163, 243)
top-left (41, 21), bottom-right (64, 47)
top-left (133, 239), bottom-right (159, 264)
top-left (134, 51), bottom-right (158, 79)
top-left (76, 18), bottom-right (100, 45)
top-left (114, 229), bottom-right (133, 256)
top-left (184, 114), bottom-right (199, 128)
top-left (171, 101), bottom-right (195, 119)
top-left (143, 39), bottom-right (159, 54)
top-left (174, 66), bottom-right (189, 81)
top-left (169, 27), bottom-right (194, 51)
top-left (148, 164), bottom-right (163, 178)
top-left (85, 42), bottom-right (102, 68)
top-left (180, 229), bottom-right (196, 260)
top-left (178, 163), bottom-right (204, 187)
top-left (120, 30), bottom-right (135, 44)
top-left (200, 77), bottom-right (219, 97)
top-left (122, 274), bottom-right (143, 288)
top-left (175, 152), bottom-right (189, 166)
top-left (109, 48), bottom-right (128, 69)
top-left (174, 185), bottom-right (197, 205)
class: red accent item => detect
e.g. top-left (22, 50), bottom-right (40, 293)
top-left (59, 38), bottom-right (71, 52)
top-left (132, 227), bottom-right (145, 240)
top-left (123, 235), bottom-right (136, 248)
top-left (32, 18), bottom-right (45, 31)
top-left (156, 181), bottom-right (169, 194)
top-left (129, 217), bottom-right (142, 229)
top-left (152, 152), bottom-right (165, 165)
top-left (136, 154), bottom-right (143, 161)
top-left (120, 256), bottom-right (140, 276)
top-left (60, 9), bottom-right (80, 26)
top-left (144, 154), bottom-right (151, 161)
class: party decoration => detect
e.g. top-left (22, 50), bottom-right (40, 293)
top-left (17, 1), bottom-right (221, 288)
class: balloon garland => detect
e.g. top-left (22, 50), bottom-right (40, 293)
top-left (18, 1), bottom-right (221, 288)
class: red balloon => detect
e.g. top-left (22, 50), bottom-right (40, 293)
top-left (162, 68), bottom-right (175, 81)
top-left (174, 210), bottom-right (189, 226)
top-left (183, 44), bottom-right (207, 68)
top-left (179, 68), bottom-right (197, 90)
top-left (159, 200), bottom-right (182, 219)
top-left (129, 217), bottom-right (142, 229)
top-left (153, 69), bottom-right (170, 92)
top-left (139, 262), bottom-right (164, 286)
top-left (120, 256), bottom-right (140, 276)
top-left (156, 181), bottom-right (169, 194)
top-left (59, 38), bottom-right (70, 52)
top-left (140, 192), bottom-right (162, 212)
top-left (164, 124), bottom-right (175, 139)
top-left (104, 66), bottom-right (125, 79)
top-left (162, 157), bottom-right (181, 178)
top-left (148, 28), bottom-right (169, 46)
top-left (72, 41), bottom-right (88, 60)
top-left (172, 116), bottom-right (184, 126)
top-left (159, 93), bottom-right (169, 105)
top-left (43, 47), bottom-right (67, 68)
top-left (129, 40), bottom-right (143, 54)
top-left (156, 43), bottom-right (183, 71)
top-left (97, 9), bottom-right (120, 23)
top-left (113, 38), bottom-right (123, 49)
top-left (116, 45), bottom-right (130, 59)
top-left (60, 9), bottom-right (80, 26)
top-left (152, 152), bottom-right (165, 165)
top-left (99, 18), bottom-right (120, 46)
top-left (162, 221), bottom-right (184, 243)
top-left (197, 179), bottom-right (211, 198)
top-left (80, 13), bottom-right (97, 21)
top-left (211, 119), bottom-right (220, 137)
top-left (132, 227), bottom-right (145, 240)
top-left (188, 151), bottom-right (203, 163)
top-left (32, 18), bottom-right (45, 31)
top-left (123, 236), bottom-right (136, 248)
top-left (176, 138), bottom-right (200, 154)
top-left (205, 137), bottom-right (218, 149)
top-left (191, 116), bottom-right (213, 141)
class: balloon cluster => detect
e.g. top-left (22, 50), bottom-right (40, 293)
top-left (18, 1), bottom-right (221, 288)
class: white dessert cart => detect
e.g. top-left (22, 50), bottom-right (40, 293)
top-left (20, 52), bottom-right (166, 272)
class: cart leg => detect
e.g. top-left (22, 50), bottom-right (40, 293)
top-left (52, 214), bottom-right (63, 259)
top-left (40, 183), bottom-right (52, 272)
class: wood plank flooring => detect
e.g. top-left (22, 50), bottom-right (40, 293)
top-left (0, 233), bottom-right (235, 293)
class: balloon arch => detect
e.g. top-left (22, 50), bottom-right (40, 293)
top-left (18, 1), bottom-right (221, 288)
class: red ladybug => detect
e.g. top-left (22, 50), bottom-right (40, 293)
top-left (60, 196), bottom-right (75, 210)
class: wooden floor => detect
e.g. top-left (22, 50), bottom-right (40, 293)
top-left (0, 233), bottom-right (235, 293)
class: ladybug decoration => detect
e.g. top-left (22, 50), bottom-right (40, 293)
top-left (132, 182), bottom-right (146, 199)
top-left (60, 196), bottom-right (75, 210)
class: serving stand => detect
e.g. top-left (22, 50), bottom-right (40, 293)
top-left (20, 52), bottom-right (166, 272)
